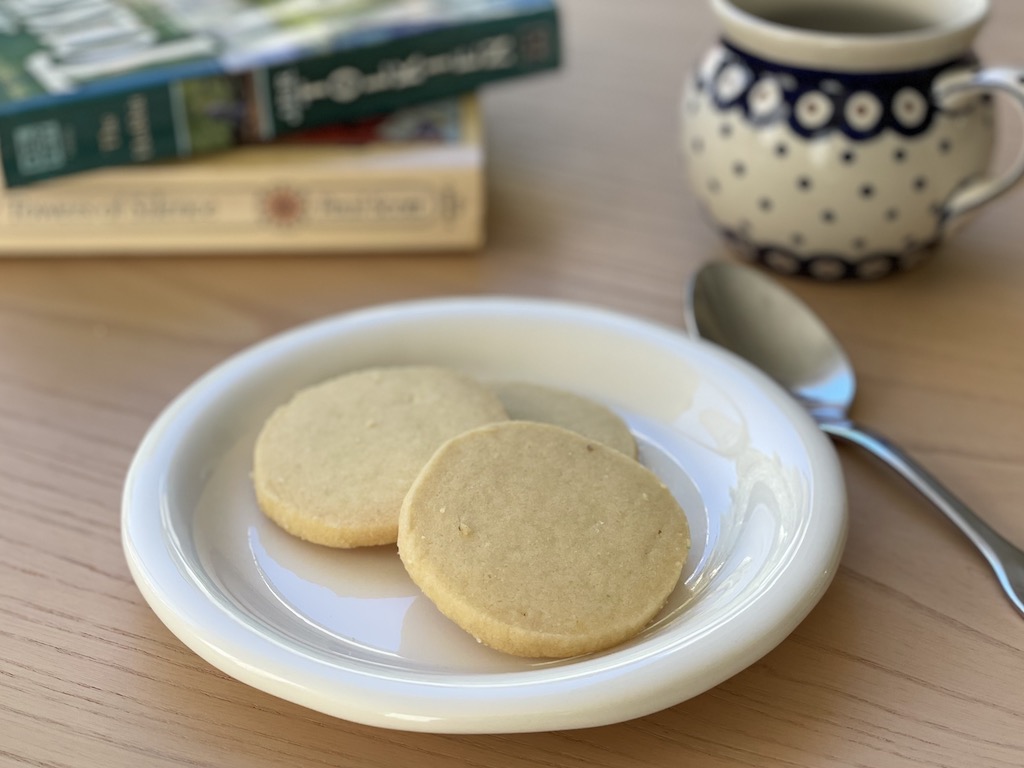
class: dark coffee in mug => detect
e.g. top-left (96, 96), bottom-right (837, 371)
top-left (757, 5), bottom-right (929, 34)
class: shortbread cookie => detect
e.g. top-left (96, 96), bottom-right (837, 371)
top-left (489, 380), bottom-right (637, 457)
top-left (398, 421), bottom-right (689, 658)
top-left (253, 366), bottom-right (507, 548)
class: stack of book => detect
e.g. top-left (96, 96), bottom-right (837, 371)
top-left (0, 0), bottom-right (561, 254)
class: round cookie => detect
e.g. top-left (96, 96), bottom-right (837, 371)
top-left (489, 380), bottom-right (637, 457)
top-left (398, 421), bottom-right (690, 658)
top-left (252, 366), bottom-right (507, 548)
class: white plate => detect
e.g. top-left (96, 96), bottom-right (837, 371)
top-left (122, 297), bottom-right (847, 734)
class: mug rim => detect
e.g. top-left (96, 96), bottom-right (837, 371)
top-left (711, 0), bottom-right (990, 72)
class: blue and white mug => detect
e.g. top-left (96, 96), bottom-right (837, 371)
top-left (681, 0), bottom-right (1024, 279)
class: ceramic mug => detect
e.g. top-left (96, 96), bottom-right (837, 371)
top-left (680, 0), bottom-right (1024, 279)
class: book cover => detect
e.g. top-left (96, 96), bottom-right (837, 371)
top-left (0, 95), bottom-right (485, 255)
top-left (0, 0), bottom-right (559, 187)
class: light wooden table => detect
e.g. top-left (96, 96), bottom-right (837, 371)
top-left (3, 1), bottom-right (1023, 766)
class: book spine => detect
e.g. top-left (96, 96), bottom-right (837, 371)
top-left (0, 9), bottom-right (558, 188)
top-left (0, 164), bottom-right (484, 255)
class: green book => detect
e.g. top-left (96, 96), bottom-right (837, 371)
top-left (0, 0), bottom-right (560, 187)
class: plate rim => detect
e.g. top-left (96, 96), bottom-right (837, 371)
top-left (122, 295), bottom-right (848, 733)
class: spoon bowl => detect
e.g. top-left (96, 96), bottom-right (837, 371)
top-left (686, 261), bottom-right (1024, 617)
top-left (686, 261), bottom-right (855, 420)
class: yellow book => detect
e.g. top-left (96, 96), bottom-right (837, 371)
top-left (0, 96), bottom-right (484, 255)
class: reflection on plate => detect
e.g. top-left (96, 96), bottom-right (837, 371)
top-left (122, 297), bottom-right (847, 733)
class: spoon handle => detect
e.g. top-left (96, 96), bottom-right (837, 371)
top-left (821, 420), bottom-right (1024, 617)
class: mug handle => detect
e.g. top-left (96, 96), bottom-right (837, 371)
top-left (933, 68), bottom-right (1024, 223)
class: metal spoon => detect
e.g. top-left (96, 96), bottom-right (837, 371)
top-left (685, 260), bottom-right (1024, 617)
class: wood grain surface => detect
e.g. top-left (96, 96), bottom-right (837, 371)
top-left (3, 1), bottom-right (1023, 766)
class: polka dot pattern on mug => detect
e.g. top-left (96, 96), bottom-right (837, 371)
top-left (681, 43), bottom-right (996, 279)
